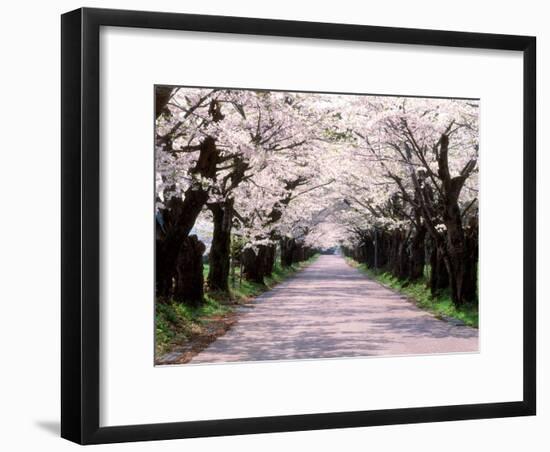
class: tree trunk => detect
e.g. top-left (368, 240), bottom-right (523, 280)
top-left (429, 241), bottom-right (449, 296)
top-left (398, 232), bottom-right (409, 279)
top-left (364, 238), bottom-right (375, 268)
top-left (390, 232), bottom-right (406, 278)
top-left (242, 247), bottom-right (266, 284)
top-left (207, 200), bottom-right (234, 293)
top-left (264, 244), bottom-right (276, 275)
top-left (409, 225), bottom-right (426, 280)
top-left (173, 235), bottom-right (206, 306)
top-left (380, 232), bottom-right (390, 269)
top-left (438, 134), bottom-right (477, 305)
top-left (412, 133), bottom-right (478, 306)
top-left (292, 243), bottom-right (304, 263)
top-left (280, 237), bottom-right (295, 267)
top-left (443, 201), bottom-right (475, 305)
top-left (155, 135), bottom-right (219, 298)
top-left (156, 192), bottom-right (208, 298)
top-left (462, 216), bottom-right (479, 302)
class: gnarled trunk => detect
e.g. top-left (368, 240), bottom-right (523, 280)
top-left (429, 240), bottom-right (449, 296)
top-left (462, 216), bottom-right (479, 303)
top-left (264, 244), bottom-right (276, 275)
top-left (280, 237), bottom-right (296, 267)
top-left (409, 225), bottom-right (426, 281)
top-left (173, 235), bottom-right (206, 306)
top-left (411, 133), bottom-right (478, 306)
top-left (389, 231), bottom-right (408, 279)
top-left (242, 247), bottom-right (266, 284)
top-left (243, 244), bottom-right (277, 284)
top-left (207, 200), bottom-right (234, 293)
top-left (292, 243), bottom-right (305, 263)
top-left (443, 200), bottom-right (477, 305)
top-left (364, 238), bottom-right (375, 268)
top-left (156, 191), bottom-right (208, 298)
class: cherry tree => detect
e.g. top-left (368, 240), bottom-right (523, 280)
top-left (155, 87), bottom-right (335, 299)
top-left (338, 96), bottom-right (479, 304)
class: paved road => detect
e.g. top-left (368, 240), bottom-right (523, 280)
top-left (191, 255), bottom-right (478, 364)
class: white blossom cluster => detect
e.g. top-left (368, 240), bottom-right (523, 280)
top-left (155, 88), bottom-right (479, 249)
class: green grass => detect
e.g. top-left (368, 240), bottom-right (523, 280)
top-left (155, 295), bottom-right (231, 356)
top-left (156, 254), bottom-right (319, 356)
top-left (346, 258), bottom-right (478, 328)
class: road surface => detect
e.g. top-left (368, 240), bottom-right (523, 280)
top-left (191, 255), bottom-right (478, 364)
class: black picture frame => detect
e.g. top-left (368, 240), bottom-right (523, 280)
top-left (61, 7), bottom-right (536, 445)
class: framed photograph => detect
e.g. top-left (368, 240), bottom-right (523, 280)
top-left (61, 7), bottom-right (536, 445)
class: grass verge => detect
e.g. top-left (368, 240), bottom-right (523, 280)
top-left (346, 258), bottom-right (478, 328)
top-left (155, 254), bottom-right (319, 361)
